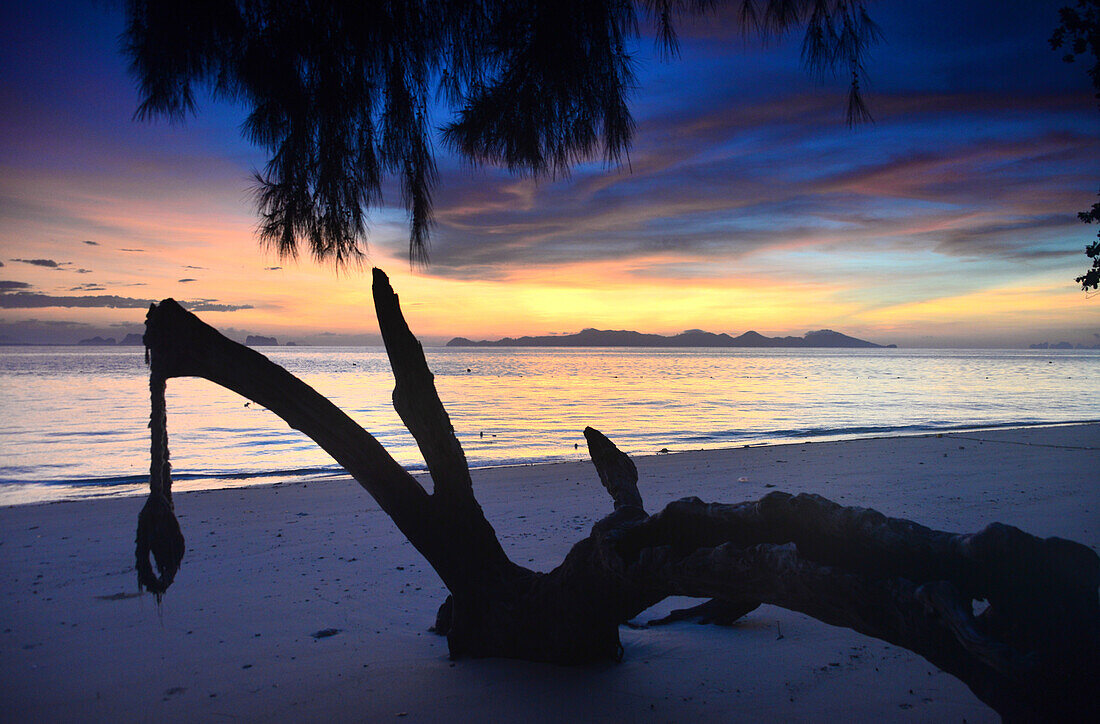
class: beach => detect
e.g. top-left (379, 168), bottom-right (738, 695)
top-left (2, 423), bottom-right (1097, 722)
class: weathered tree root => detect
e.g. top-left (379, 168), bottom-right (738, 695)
top-left (604, 492), bottom-right (1098, 721)
top-left (138, 270), bottom-right (1099, 721)
top-left (643, 598), bottom-right (761, 627)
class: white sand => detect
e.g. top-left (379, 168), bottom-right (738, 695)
top-left (1, 424), bottom-right (1097, 722)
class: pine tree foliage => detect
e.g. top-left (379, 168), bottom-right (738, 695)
top-left (125, 1), bottom-right (879, 266)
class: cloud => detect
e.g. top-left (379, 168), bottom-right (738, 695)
top-left (419, 98), bottom-right (843, 276)
top-left (10, 258), bottom-right (61, 268)
top-left (6, 258), bottom-right (92, 273)
top-left (0, 261), bottom-right (4, 267)
top-left (929, 215), bottom-right (1083, 259)
top-left (82, 240), bottom-right (98, 245)
top-left (184, 265), bottom-right (206, 270)
top-left (178, 278), bottom-right (197, 283)
top-left (0, 281), bottom-right (33, 290)
top-left (186, 299), bottom-right (253, 312)
top-left (817, 132), bottom-right (1096, 209)
top-left (0, 292), bottom-right (252, 312)
top-left (410, 86), bottom-right (1097, 283)
top-left (0, 292), bottom-right (157, 309)
top-left (265, 266), bottom-right (282, 271)
top-left (119, 248), bottom-right (144, 252)
top-left (69, 284), bottom-right (105, 291)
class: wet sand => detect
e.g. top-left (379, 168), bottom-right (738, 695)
top-left (1, 423), bottom-right (1096, 722)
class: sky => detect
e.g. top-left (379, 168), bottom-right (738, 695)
top-left (0, 0), bottom-right (1098, 348)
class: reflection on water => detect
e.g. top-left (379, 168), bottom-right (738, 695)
top-left (0, 345), bottom-right (1097, 504)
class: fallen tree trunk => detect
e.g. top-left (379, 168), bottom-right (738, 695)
top-left (137, 269), bottom-right (1098, 721)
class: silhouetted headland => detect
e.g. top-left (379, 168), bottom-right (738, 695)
top-left (447, 328), bottom-right (894, 348)
top-left (1030, 341), bottom-right (1100, 350)
top-left (77, 333), bottom-right (144, 346)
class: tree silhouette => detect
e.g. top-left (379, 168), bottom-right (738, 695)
top-left (1050, 0), bottom-right (1100, 290)
top-left (1072, 197), bottom-right (1100, 291)
top-left (136, 274), bottom-right (1100, 720)
top-left (124, 0), bottom-right (879, 265)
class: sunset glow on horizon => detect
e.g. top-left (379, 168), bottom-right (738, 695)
top-left (2, 1), bottom-right (1098, 348)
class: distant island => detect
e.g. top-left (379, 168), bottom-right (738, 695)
top-left (1029, 341), bottom-right (1100, 350)
top-left (78, 333), bottom-right (144, 346)
top-left (447, 328), bottom-right (895, 349)
top-left (74, 333), bottom-right (286, 346)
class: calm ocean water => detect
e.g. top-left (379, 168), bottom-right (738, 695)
top-left (0, 345), bottom-right (1097, 505)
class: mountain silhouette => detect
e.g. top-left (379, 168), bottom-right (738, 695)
top-left (447, 328), bottom-right (892, 348)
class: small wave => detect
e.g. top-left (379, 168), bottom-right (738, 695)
top-left (0, 465), bottom-right (355, 489)
top-left (4, 420), bottom-right (1097, 499)
top-left (42, 430), bottom-right (134, 439)
top-left (676, 419), bottom-right (1099, 445)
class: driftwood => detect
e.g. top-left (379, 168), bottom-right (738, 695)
top-left (138, 269), bottom-right (1098, 721)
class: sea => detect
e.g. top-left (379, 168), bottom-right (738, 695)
top-left (0, 345), bottom-right (1097, 505)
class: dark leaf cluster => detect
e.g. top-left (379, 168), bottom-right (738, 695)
top-left (1075, 192), bottom-right (1100, 290)
top-left (1051, 0), bottom-right (1100, 105)
top-left (125, 1), bottom-right (878, 265)
top-left (741, 0), bottom-right (880, 123)
top-left (1049, 0), bottom-right (1100, 289)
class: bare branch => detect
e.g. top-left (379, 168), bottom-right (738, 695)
top-left (584, 426), bottom-right (644, 513)
top-left (372, 268), bottom-right (474, 500)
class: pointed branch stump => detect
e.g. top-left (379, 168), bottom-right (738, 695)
top-left (137, 269), bottom-right (1098, 721)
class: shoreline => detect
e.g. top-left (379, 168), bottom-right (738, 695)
top-left (3, 417), bottom-right (1098, 509)
top-left (2, 423), bottom-right (1096, 721)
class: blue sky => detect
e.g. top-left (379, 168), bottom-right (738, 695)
top-left (0, 0), bottom-right (1097, 347)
